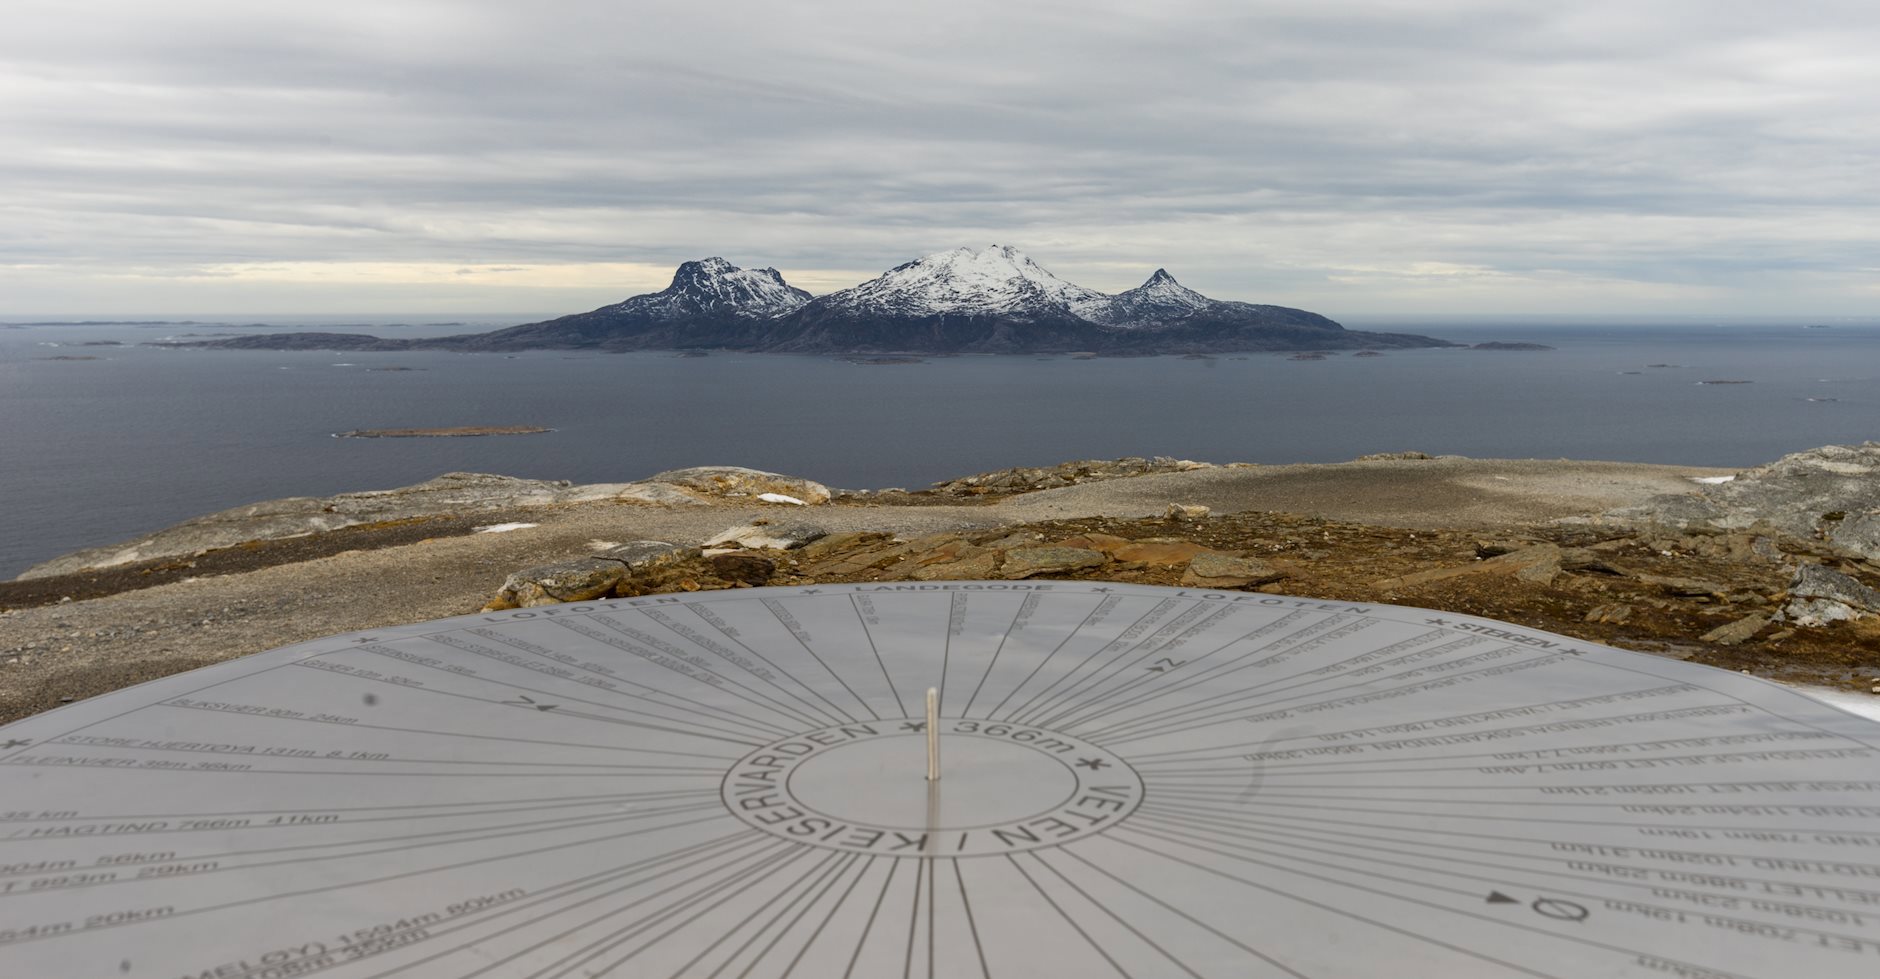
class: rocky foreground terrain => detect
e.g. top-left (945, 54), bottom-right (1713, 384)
top-left (4, 447), bottom-right (1878, 724)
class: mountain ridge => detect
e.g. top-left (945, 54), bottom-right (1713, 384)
top-left (186, 245), bottom-right (1456, 354)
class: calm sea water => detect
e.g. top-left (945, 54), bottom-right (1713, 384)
top-left (2, 315), bottom-right (1876, 578)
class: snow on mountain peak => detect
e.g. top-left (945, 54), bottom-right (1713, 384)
top-left (1077, 268), bottom-right (1214, 327)
top-left (599, 258), bottom-right (809, 320)
top-left (824, 244), bottom-right (1110, 317)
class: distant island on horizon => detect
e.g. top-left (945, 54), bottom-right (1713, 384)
top-left (175, 245), bottom-right (1458, 356)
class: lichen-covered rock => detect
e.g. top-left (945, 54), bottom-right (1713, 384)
top-left (646, 466), bottom-right (832, 504)
top-left (911, 552), bottom-right (1002, 580)
top-left (927, 457), bottom-right (1213, 496)
top-left (1112, 540), bottom-right (1217, 567)
top-left (706, 552), bottom-right (777, 585)
top-left (611, 482), bottom-right (709, 506)
top-left (1602, 442), bottom-right (1880, 561)
top-left (999, 546), bottom-right (1108, 579)
top-left (486, 558), bottom-right (627, 610)
top-left (1781, 563), bottom-right (1880, 626)
top-left (1373, 544), bottom-right (1561, 590)
top-left (703, 523), bottom-right (829, 551)
top-left (1182, 552), bottom-right (1283, 588)
top-left (1701, 613), bottom-right (1769, 646)
top-left (593, 540), bottom-right (696, 569)
top-left (19, 472), bottom-right (631, 580)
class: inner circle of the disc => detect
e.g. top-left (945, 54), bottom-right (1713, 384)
top-left (787, 734), bottom-right (1079, 830)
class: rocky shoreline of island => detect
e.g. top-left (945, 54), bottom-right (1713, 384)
top-left (333, 425), bottom-right (552, 438)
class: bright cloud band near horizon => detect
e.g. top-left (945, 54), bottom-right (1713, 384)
top-left (2, 0), bottom-right (1877, 317)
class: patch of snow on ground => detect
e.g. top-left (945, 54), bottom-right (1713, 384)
top-left (1787, 685), bottom-right (1880, 723)
top-left (758, 493), bottom-right (806, 505)
top-left (1690, 475), bottom-right (1736, 484)
top-left (474, 522), bottom-right (538, 534)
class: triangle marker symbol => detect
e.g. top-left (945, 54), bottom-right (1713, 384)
top-left (1487, 891), bottom-right (1519, 904)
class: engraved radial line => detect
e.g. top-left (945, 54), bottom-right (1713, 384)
top-left (678, 604), bottom-right (853, 728)
top-left (904, 854), bottom-right (925, 979)
top-left (1122, 821), bottom-right (1832, 977)
top-left (985, 593), bottom-right (1111, 722)
top-left (660, 850), bottom-right (849, 979)
top-left (509, 845), bottom-right (814, 979)
top-left (1003, 854), bottom-right (1131, 978)
top-left (1001, 599), bottom-right (1182, 725)
top-left (1025, 852), bottom-right (1205, 979)
top-left (844, 857), bottom-right (901, 979)
top-left (9, 811), bottom-right (737, 947)
top-left (0, 803), bottom-right (728, 898)
top-left (851, 595), bottom-right (910, 718)
top-left (722, 852), bottom-right (864, 979)
top-left (781, 855), bottom-right (879, 978)
top-left (1131, 797), bottom-right (1880, 870)
top-left (403, 635), bottom-right (791, 740)
top-left (0, 659), bottom-right (304, 763)
top-left (600, 849), bottom-right (841, 979)
top-left (1122, 685), bottom-right (1713, 759)
top-left (151, 702), bottom-right (760, 754)
top-left (1131, 806), bottom-right (1874, 918)
top-left (0, 800), bottom-right (722, 880)
top-left (1095, 651), bottom-right (1569, 745)
top-left (424, 629), bottom-right (798, 738)
top-left (1130, 816), bottom-right (1482, 898)
top-left (926, 853), bottom-right (936, 979)
top-left (636, 606), bottom-right (854, 728)
top-left (1107, 830), bottom-right (1572, 979)
top-left (951, 859), bottom-right (992, 979)
top-left (760, 599), bottom-right (877, 722)
top-left (292, 658), bottom-right (770, 744)
top-left (0, 793), bottom-right (726, 874)
top-left (581, 615), bottom-right (839, 730)
top-left (0, 788), bottom-right (719, 824)
top-left (1128, 731), bottom-right (1863, 774)
top-left (1089, 638), bottom-right (1532, 740)
top-left (1024, 600), bottom-right (1227, 728)
top-left (1041, 619), bottom-right (1286, 733)
top-left (1014, 599), bottom-right (1199, 726)
top-left (1034, 606), bottom-right (1287, 731)
top-left (462, 627), bottom-right (812, 737)
top-left (1048, 611), bottom-right (1379, 729)
top-left (354, 834), bottom-right (773, 979)
top-left (31, 738), bottom-right (737, 771)
top-left (1228, 628), bottom-right (1453, 697)
top-left (1586, 654), bottom-right (1880, 750)
top-left (1135, 742), bottom-right (1871, 780)
top-left (1052, 613), bottom-right (1358, 735)
top-left (961, 592), bottom-right (1036, 718)
top-left (1058, 848), bottom-right (1314, 979)
top-left (937, 594), bottom-right (959, 717)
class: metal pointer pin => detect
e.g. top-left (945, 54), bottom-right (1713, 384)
top-left (926, 687), bottom-right (940, 781)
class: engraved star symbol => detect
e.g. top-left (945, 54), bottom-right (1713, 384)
top-left (350, 637), bottom-right (380, 644)
top-left (1075, 757), bottom-right (1110, 770)
top-left (1424, 618), bottom-right (1452, 627)
top-left (901, 721), bottom-right (927, 733)
top-left (2, 739), bottom-right (29, 749)
top-left (1090, 587), bottom-right (1112, 593)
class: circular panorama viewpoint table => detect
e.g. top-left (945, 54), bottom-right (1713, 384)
top-left (1, 582), bottom-right (1876, 978)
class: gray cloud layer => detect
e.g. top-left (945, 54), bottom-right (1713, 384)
top-left (3, 0), bottom-right (1876, 314)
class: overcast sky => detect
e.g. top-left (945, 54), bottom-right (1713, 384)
top-left (4, 0), bottom-right (1877, 317)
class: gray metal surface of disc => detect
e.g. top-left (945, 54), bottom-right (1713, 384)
top-left (1, 582), bottom-right (1877, 978)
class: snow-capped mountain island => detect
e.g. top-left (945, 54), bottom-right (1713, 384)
top-left (194, 246), bottom-right (1453, 355)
